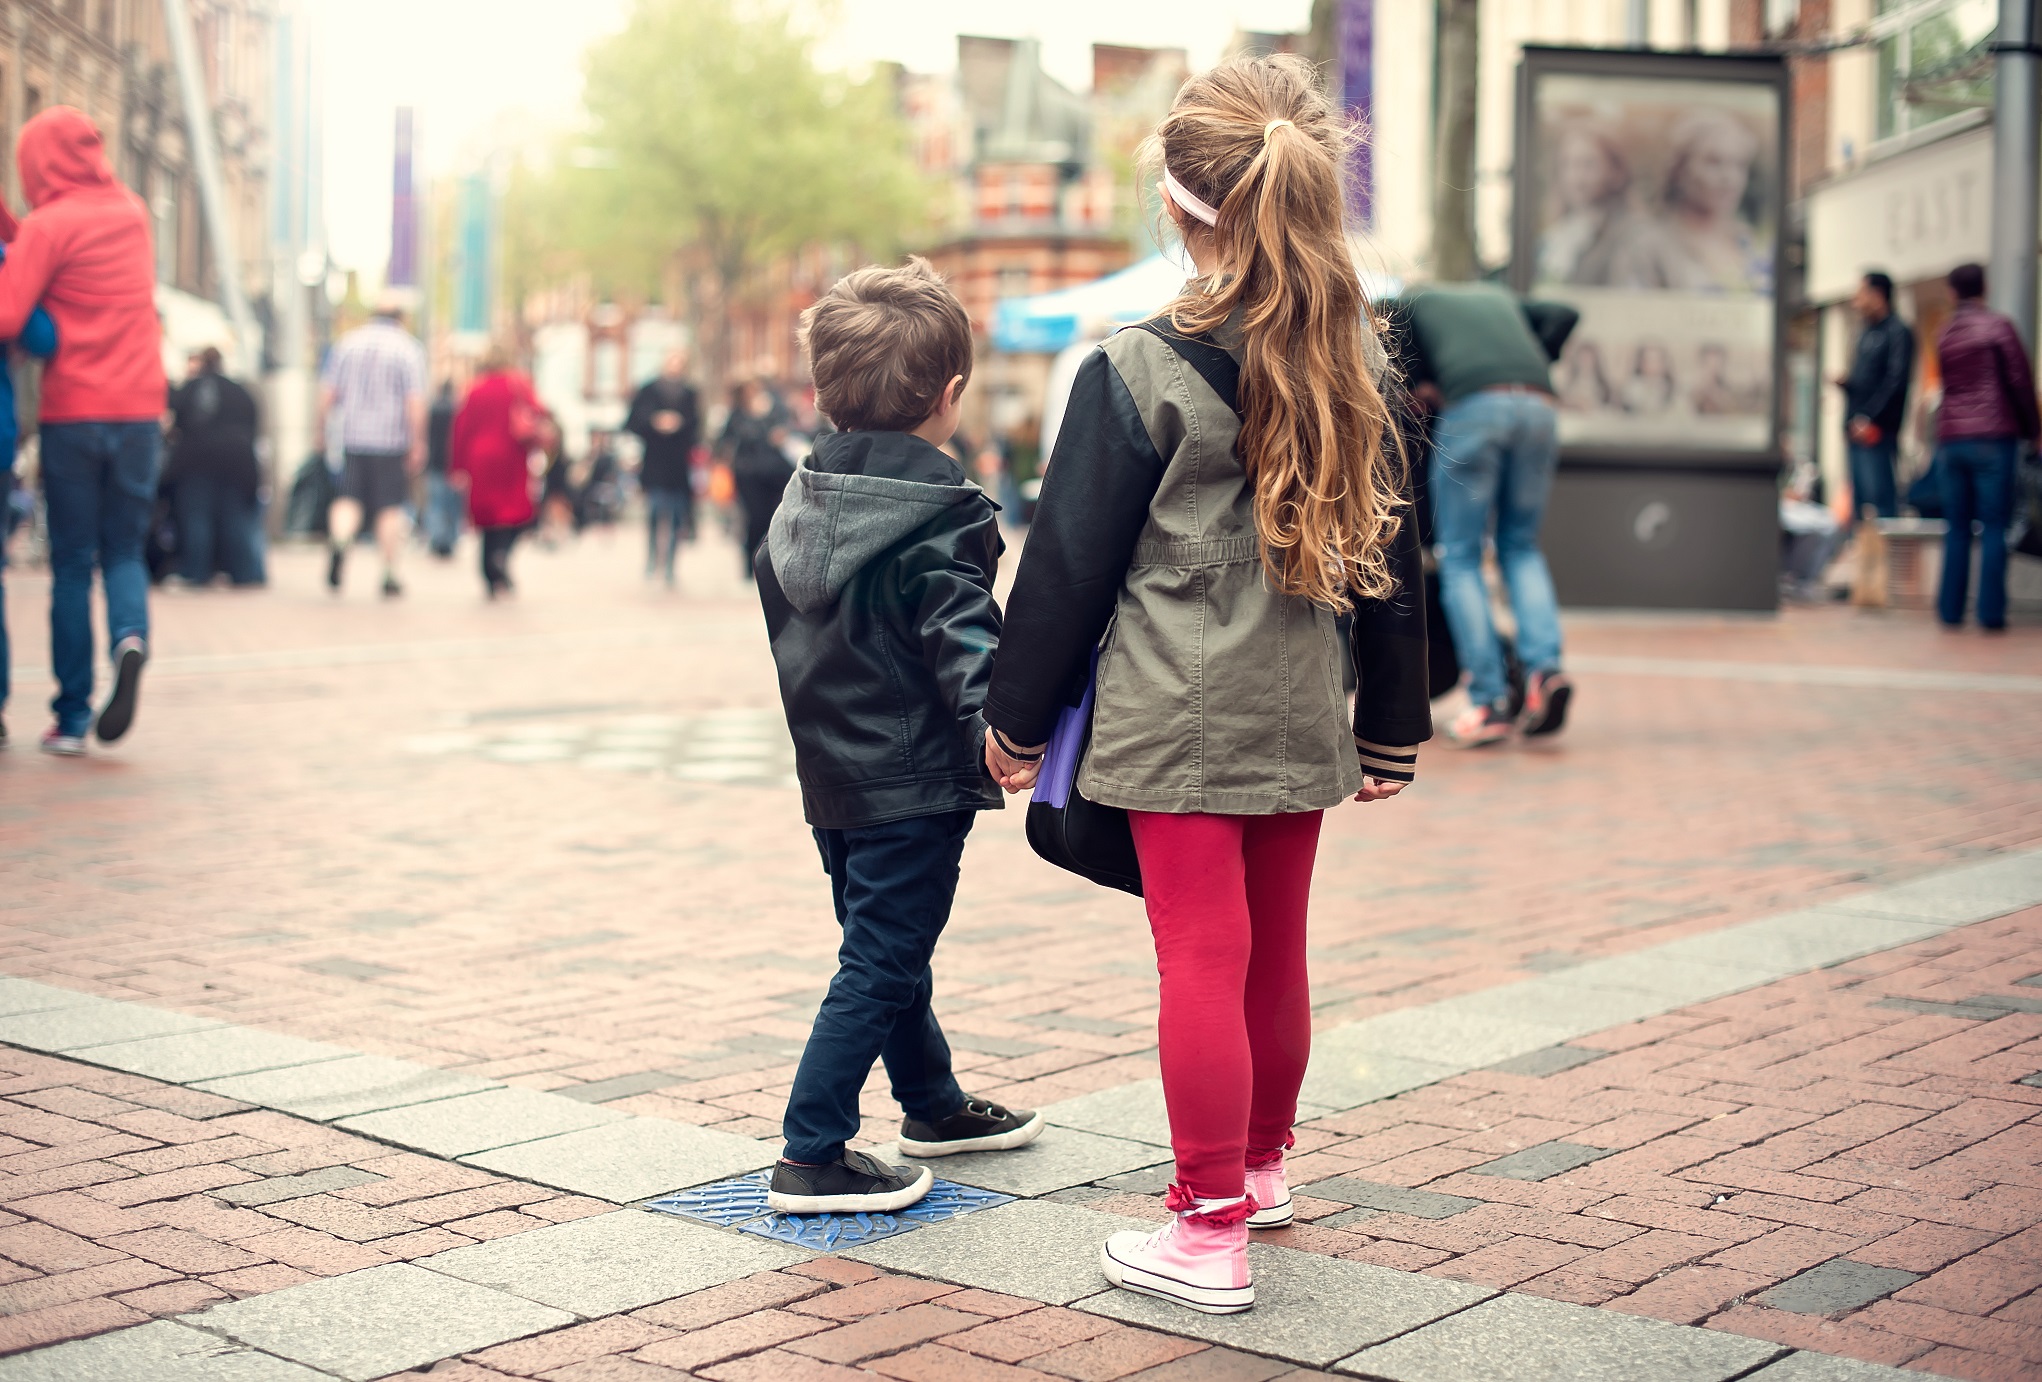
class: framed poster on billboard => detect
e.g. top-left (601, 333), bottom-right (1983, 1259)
top-left (1512, 47), bottom-right (1789, 466)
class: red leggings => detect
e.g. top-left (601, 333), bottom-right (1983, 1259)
top-left (1128, 809), bottom-right (1323, 1199)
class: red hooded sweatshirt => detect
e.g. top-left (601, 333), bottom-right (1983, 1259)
top-left (0, 107), bottom-right (164, 422)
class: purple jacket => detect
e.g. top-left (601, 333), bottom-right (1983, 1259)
top-left (1937, 302), bottom-right (2040, 442)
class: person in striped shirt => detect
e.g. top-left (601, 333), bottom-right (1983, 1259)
top-left (317, 295), bottom-right (428, 597)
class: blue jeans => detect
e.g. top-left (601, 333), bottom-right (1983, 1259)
top-left (1848, 439), bottom-right (1899, 520)
top-left (1936, 438), bottom-right (2017, 629)
top-left (782, 810), bottom-right (973, 1165)
top-left (174, 471), bottom-right (266, 585)
top-left (43, 422), bottom-right (159, 734)
top-left (424, 469), bottom-right (463, 556)
top-left (1430, 391), bottom-right (1565, 710)
top-left (644, 486), bottom-right (692, 580)
top-left (0, 470), bottom-right (13, 711)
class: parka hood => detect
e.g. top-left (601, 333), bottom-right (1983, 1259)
top-left (764, 430), bottom-right (988, 614)
top-left (19, 107), bottom-right (116, 209)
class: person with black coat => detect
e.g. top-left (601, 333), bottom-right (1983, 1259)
top-left (1835, 271), bottom-right (1915, 520)
top-left (165, 347), bottom-right (264, 586)
top-left (754, 259), bottom-right (1041, 1219)
top-left (624, 349), bottom-right (701, 585)
top-left (720, 375), bottom-right (793, 577)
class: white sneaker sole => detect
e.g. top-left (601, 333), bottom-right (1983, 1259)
top-left (898, 1110), bottom-right (1046, 1158)
top-left (765, 1164), bottom-right (932, 1216)
top-left (1247, 1196), bottom-right (1293, 1229)
top-left (1099, 1240), bottom-right (1254, 1314)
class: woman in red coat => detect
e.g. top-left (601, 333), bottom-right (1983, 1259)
top-left (448, 348), bottom-right (541, 598)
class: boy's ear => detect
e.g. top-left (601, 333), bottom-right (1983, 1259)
top-left (944, 375), bottom-right (965, 411)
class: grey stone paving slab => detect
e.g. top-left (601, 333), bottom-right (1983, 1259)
top-left (885, 1125), bottom-right (1171, 1196)
top-left (197, 1054), bottom-right (502, 1120)
top-left (1042, 1080), bottom-right (1174, 1147)
top-left (1298, 1045), bottom-right (1460, 1112)
top-left (1651, 911), bottom-right (1943, 978)
top-left (213, 1165), bottom-right (382, 1206)
top-left (844, 1199), bottom-right (1158, 1305)
top-left (1426, 982), bottom-right (1672, 1042)
top-left (462, 1116), bottom-right (775, 1201)
top-left (0, 998), bottom-right (222, 1054)
top-left (554, 1071), bottom-right (686, 1103)
top-left (1742, 1352), bottom-right (1932, 1381)
top-left (1468, 1141), bottom-right (1613, 1181)
top-left (1336, 1290), bottom-right (1784, 1381)
top-left (1541, 952), bottom-right (1780, 1005)
top-left (1485, 1045), bottom-right (1609, 1078)
top-left (1757, 1259), bottom-right (1921, 1315)
top-left (1322, 1005), bottom-right (1577, 1073)
top-left (0, 1319), bottom-right (329, 1382)
top-left (1816, 850), bottom-right (2042, 927)
top-left (0, 977), bottom-right (98, 1020)
top-left (339, 1086), bottom-right (626, 1157)
top-left (191, 1261), bottom-right (570, 1381)
top-left (1297, 1177), bottom-right (1479, 1219)
top-left (422, 1207), bottom-right (809, 1316)
top-left (1078, 1242), bottom-right (1492, 1367)
top-left (69, 1025), bottom-right (355, 1084)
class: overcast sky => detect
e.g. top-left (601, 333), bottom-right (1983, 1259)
top-left (312, 0), bottom-right (1312, 277)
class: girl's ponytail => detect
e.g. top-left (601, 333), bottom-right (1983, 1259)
top-left (1142, 56), bottom-right (1404, 609)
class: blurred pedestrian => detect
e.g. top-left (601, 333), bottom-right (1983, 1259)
top-left (1832, 271), bottom-right (1914, 521)
top-left (984, 56), bottom-right (1428, 1315)
top-left (423, 378), bottom-right (461, 558)
top-left (625, 348), bottom-right (700, 587)
top-left (1394, 281), bottom-right (1579, 747)
top-left (0, 107), bottom-right (165, 756)
top-left (318, 292), bottom-right (427, 597)
top-left (448, 345), bottom-right (541, 599)
top-left (1933, 263), bottom-right (2039, 632)
top-left (0, 233), bottom-right (57, 751)
top-left (756, 258), bottom-right (1037, 1218)
top-left (720, 376), bottom-right (794, 578)
top-left (165, 347), bottom-right (265, 588)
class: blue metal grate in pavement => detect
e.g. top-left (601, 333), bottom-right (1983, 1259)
top-left (644, 1173), bottom-right (1011, 1251)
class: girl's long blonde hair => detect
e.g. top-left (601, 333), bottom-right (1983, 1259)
top-left (1143, 55), bottom-right (1403, 608)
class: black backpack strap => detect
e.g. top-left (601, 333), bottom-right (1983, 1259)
top-left (1128, 319), bottom-right (1240, 416)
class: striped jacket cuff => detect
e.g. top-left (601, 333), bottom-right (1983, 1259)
top-left (1356, 739), bottom-right (1418, 783)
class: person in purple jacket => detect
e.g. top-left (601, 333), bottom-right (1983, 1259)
top-left (1934, 263), bottom-right (2040, 632)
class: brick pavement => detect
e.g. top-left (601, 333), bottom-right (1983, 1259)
top-left (1, 533), bottom-right (2039, 1376)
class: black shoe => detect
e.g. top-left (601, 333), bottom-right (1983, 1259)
top-left (1520, 669), bottom-right (1573, 738)
top-left (381, 575), bottom-right (403, 599)
top-left (327, 547), bottom-right (344, 591)
top-left (765, 1149), bottom-right (932, 1215)
top-left (899, 1097), bottom-right (1045, 1158)
top-left (0, 714), bottom-right (8, 750)
top-left (94, 637), bottom-right (147, 744)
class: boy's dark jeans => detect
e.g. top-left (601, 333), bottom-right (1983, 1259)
top-left (782, 809), bottom-right (973, 1165)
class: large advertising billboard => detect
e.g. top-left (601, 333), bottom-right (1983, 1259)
top-left (1513, 49), bottom-right (1789, 461)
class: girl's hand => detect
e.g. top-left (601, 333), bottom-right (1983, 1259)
top-left (1354, 776), bottom-right (1405, 803)
top-left (984, 727), bottom-right (1044, 794)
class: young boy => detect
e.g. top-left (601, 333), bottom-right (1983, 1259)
top-left (757, 257), bottom-right (1042, 1214)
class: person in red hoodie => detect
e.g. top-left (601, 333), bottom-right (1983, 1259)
top-left (0, 108), bottom-right (166, 756)
top-left (448, 345), bottom-right (541, 599)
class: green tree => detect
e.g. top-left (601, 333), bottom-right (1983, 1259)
top-left (576, 0), bottom-right (930, 375)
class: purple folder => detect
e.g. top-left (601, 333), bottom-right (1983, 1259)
top-left (1032, 652), bottom-right (1099, 810)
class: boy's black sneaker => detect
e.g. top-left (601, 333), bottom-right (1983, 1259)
top-left (1520, 670), bottom-right (1574, 738)
top-left (898, 1097), bottom-right (1044, 1158)
top-left (766, 1150), bottom-right (932, 1215)
top-left (327, 547), bottom-right (344, 591)
top-left (94, 637), bottom-right (146, 744)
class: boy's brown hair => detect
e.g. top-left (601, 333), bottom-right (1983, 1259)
top-left (800, 257), bottom-right (973, 433)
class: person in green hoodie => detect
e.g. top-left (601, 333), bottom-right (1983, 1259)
top-left (754, 258), bottom-right (1043, 1216)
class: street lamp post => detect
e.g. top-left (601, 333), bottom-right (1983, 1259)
top-left (1991, 0), bottom-right (2040, 347)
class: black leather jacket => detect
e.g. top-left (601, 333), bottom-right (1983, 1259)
top-left (1844, 312), bottom-right (1916, 437)
top-left (756, 430), bottom-right (1005, 829)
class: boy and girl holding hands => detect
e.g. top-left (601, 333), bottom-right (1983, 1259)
top-left (757, 56), bottom-right (1430, 1315)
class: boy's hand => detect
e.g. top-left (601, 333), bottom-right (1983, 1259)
top-left (985, 728), bottom-right (1044, 794)
top-left (1354, 777), bottom-right (1405, 803)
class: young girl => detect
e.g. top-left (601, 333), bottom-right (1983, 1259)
top-left (981, 55), bottom-right (1430, 1314)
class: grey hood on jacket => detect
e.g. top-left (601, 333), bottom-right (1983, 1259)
top-left (764, 436), bottom-right (986, 614)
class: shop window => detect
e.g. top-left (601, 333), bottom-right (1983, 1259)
top-left (1874, 0), bottom-right (1996, 143)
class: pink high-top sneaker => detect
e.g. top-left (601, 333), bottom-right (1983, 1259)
top-left (1245, 1151), bottom-right (1292, 1228)
top-left (1099, 1187), bottom-right (1254, 1314)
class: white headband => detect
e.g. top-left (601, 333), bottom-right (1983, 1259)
top-left (1162, 166), bottom-right (1220, 227)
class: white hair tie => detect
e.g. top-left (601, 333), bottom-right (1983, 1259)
top-left (1264, 119), bottom-right (1294, 142)
top-left (1162, 166), bottom-right (1220, 227)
